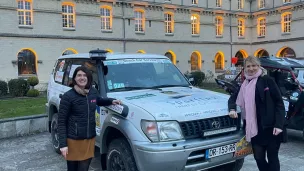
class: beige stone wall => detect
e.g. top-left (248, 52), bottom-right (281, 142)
top-left (0, 0), bottom-right (304, 87)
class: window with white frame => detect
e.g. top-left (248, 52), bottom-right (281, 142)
top-left (282, 13), bottom-right (291, 33)
top-left (238, 19), bottom-right (245, 37)
top-left (17, 0), bottom-right (32, 26)
top-left (238, 0), bottom-right (243, 10)
top-left (259, 0), bottom-right (265, 9)
top-left (215, 17), bottom-right (223, 36)
top-left (257, 18), bottom-right (266, 37)
top-left (216, 0), bottom-right (222, 8)
top-left (101, 7), bottom-right (112, 30)
top-left (165, 13), bottom-right (174, 33)
top-left (134, 11), bottom-right (144, 32)
top-left (283, 0), bottom-right (291, 3)
top-left (191, 15), bottom-right (200, 35)
top-left (62, 3), bottom-right (75, 28)
top-left (192, 0), bottom-right (198, 5)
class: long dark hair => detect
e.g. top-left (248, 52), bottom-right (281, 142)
top-left (71, 66), bottom-right (93, 89)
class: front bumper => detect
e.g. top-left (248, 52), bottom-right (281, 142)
top-left (132, 131), bottom-right (245, 171)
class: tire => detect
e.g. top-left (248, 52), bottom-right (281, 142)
top-left (210, 158), bottom-right (244, 171)
top-left (51, 113), bottom-right (61, 154)
top-left (107, 138), bottom-right (138, 171)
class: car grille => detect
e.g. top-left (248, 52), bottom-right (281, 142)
top-left (180, 115), bottom-right (240, 139)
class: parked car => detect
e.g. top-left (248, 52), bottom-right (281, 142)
top-left (46, 50), bottom-right (248, 171)
top-left (215, 56), bottom-right (304, 139)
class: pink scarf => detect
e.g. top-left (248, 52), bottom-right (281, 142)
top-left (236, 68), bottom-right (262, 142)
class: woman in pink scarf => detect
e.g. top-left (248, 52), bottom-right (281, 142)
top-left (228, 56), bottom-right (285, 171)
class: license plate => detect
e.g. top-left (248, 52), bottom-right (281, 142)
top-left (206, 143), bottom-right (236, 159)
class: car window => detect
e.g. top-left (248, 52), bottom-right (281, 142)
top-left (67, 59), bottom-right (98, 87)
top-left (104, 58), bottom-right (189, 91)
top-left (54, 59), bottom-right (67, 84)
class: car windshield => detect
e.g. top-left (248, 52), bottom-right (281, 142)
top-left (104, 58), bottom-right (190, 92)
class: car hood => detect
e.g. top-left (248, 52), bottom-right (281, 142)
top-left (112, 87), bottom-right (230, 122)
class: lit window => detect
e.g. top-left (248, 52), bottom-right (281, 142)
top-left (282, 13), bottom-right (291, 33)
top-left (216, 0), bottom-right (222, 8)
top-left (192, 0), bottom-right (198, 5)
top-left (259, 0), bottom-right (265, 9)
top-left (165, 13), bottom-right (174, 33)
top-left (215, 17), bottom-right (223, 36)
top-left (238, 18), bottom-right (245, 37)
top-left (191, 15), bottom-right (200, 35)
top-left (101, 6), bottom-right (112, 31)
top-left (17, 0), bottom-right (32, 26)
top-left (17, 49), bottom-right (37, 75)
top-left (283, 0), bottom-right (291, 3)
top-left (257, 18), bottom-right (266, 37)
top-left (62, 3), bottom-right (75, 28)
top-left (238, 0), bottom-right (243, 10)
top-left (191, 52), bottom-right (200, 71)
top-left (134, 10), bottom-right (144, 32)
top-left (215, 52), bottom-right (224, 70)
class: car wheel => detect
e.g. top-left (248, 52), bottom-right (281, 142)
top-left (210, 158), bottom-right (244, 171)
top-left (51, 113), bottom-right (61, 154)
top-left (107, 138), bottom-right (138, 171)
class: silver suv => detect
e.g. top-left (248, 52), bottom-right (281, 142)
top-left (46, 50), bottom-right (246, 171)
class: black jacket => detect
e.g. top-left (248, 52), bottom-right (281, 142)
top-left (58, 88), bottom-right (114, 148)
top-left (228, 75), bottom-right (286, 131)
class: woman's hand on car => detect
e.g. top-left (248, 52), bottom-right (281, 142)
top-left (112, 99), bottom-right (122, 105)
top-left (60, 147), bottom-right (68, 159)
top-left (228, 110), bottom-right (238, 118)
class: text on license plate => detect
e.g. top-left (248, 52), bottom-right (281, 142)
top-left (206, 143), bottom-right (236, 159)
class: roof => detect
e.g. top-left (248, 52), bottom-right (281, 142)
top-left (58, 52), bottom-right (168, 60)
top-left (260, 57), bottom-right (304, 70)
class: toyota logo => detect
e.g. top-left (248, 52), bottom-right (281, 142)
top-left (212, 121), bottom-right (220, 129)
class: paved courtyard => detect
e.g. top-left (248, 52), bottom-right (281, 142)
top-left (0, 129), bottom-right (304, 171)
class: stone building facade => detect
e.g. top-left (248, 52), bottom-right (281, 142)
top-left (0, 0), bottom-right (303, 85)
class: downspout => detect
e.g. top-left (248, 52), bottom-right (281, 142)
top-left (229, 0), bottom-right (232, 66)
top-left (122, 2), bottom-right (126, 52)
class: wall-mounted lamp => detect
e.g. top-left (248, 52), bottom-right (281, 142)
top-left (176, 60), bottom-right (179, 63)
top-left (11, 60), bottom-right (17, 65)
top-left (201, 60), bottom-right (204, 63)
top-left (38, 60), bottom-right (43, 64)
top-left (188, 60), bottom-right (191, 64)
top-left (212, 60), bottom-right (215, 63)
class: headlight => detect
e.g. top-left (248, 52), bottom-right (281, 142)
top-left (141, 120), bottom-right (184, 142)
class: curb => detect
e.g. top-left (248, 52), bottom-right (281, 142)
top-left (0, 114), bottom-right (48, 139)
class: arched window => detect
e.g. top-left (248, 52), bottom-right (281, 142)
top-left (190, 51), bottom-right (201, 71)
top-left (17, 49), bottom-right (37, 75)
top-left (235, 50), bottom-right (248, 67)
top-left (277, 47), bottom-right (296, 58)
top-left (137, 50), bottom-right (146, 54)
top-left (62, 48), bottom-right (78, 56)
top-left (215, 52), bottom-right (225, 70)
top-left (164, 50), bottom-right (176, 64)
top-left (254, 49), bottom-right (269, 57)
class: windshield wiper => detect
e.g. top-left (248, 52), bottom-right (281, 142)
top-left (150, 84), bottom-right (191, 89)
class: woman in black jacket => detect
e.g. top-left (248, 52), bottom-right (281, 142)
top-left (228, 56), bottom-right (285, 171)
top-left (58, 66), bottom-right (121, 171)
